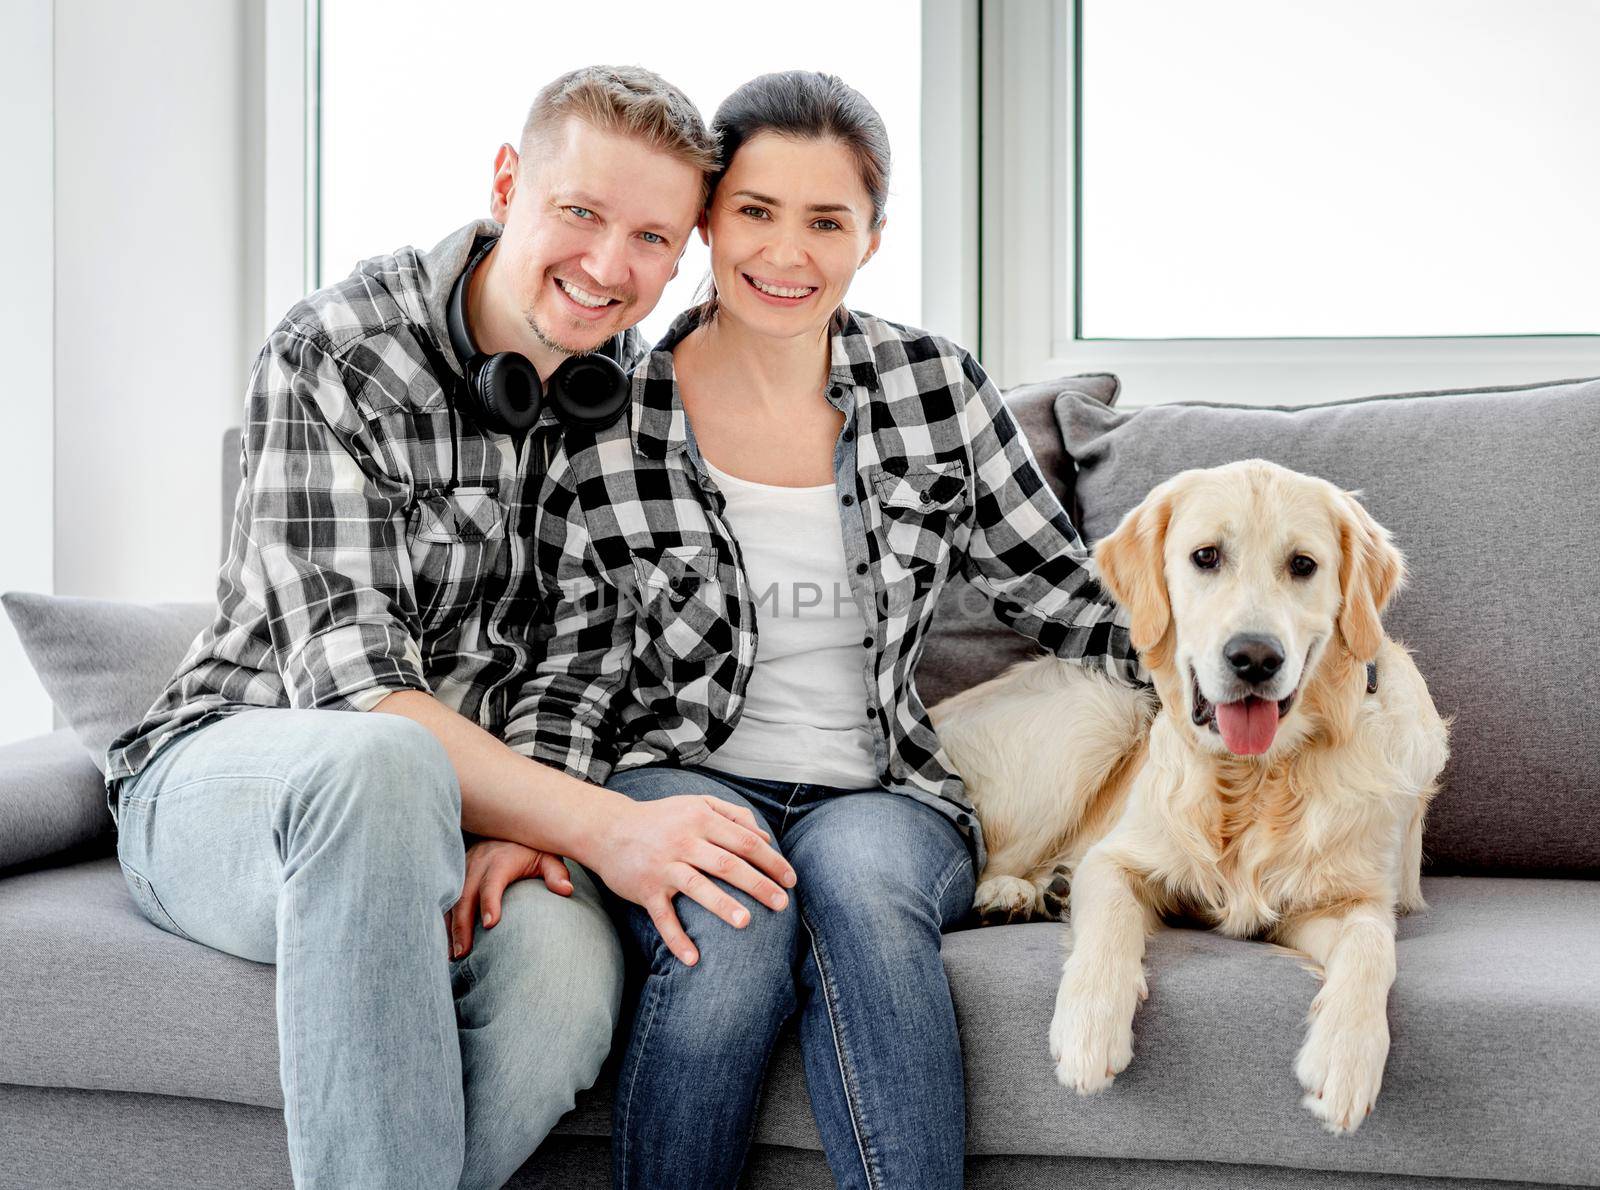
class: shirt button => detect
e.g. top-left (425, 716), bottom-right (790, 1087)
top-left (841, 493), bottom-right (855, 507)
top-left (862, 635), bottom-right (873, 649)
top-left (957, 812), bottom-right (973, 827)
top-left (830, 385), bottom-right (845, 400)
top-left (842, 428), bottom-right (855, 443)
top-left (855, 562), bottom-right (868, 575)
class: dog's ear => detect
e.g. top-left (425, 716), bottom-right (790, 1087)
top-left (1335, 490), bottom-right (1406, 662)
top-left (1095, 487), bottom-right (1175, 656)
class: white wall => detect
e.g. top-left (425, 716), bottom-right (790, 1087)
top-left (2, 0), bottom-right (254, 746)
top-left (53, 0), bottom-right (248, 603)
top-left (0, 0), bottom-right (57, 744)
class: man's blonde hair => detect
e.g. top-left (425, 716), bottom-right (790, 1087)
top-left (520, 65), bottom-right (717, 199)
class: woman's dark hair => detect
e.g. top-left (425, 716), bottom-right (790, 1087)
top-left (693, 72), bottom-right (892, 325)
top-left (709, 71), bottom-right (891, 229)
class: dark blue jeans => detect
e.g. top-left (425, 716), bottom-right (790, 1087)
top-left (604, 765), bottom-right (976, 1190)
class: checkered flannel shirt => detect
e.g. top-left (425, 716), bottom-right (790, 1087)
top-left (104, 219), bottom-right (646, 798)
top-left (508, 307), bottom-right (1143, 864)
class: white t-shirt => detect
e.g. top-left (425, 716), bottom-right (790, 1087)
top-left (701, 456), bottom-right (879, 788)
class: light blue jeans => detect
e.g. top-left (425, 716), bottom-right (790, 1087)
top-left (112, 708), bottom-right (624, 1190)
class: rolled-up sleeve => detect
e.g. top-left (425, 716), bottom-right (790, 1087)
top-left (501, 446), bottom-right (632, 784)
top-left (247, 327), bottom-right (430, 710)
top-left (955, 351), bottom-right (1146, 687)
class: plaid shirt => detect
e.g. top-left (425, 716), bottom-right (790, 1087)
top-left (509, 307), bottom-right (1142, 865)
top-left (104, 219), bottom-right (646, 794)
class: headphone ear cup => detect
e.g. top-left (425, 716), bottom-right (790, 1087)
top-left (474, 353), bottom-right (543, 436)
top-left (546, 352), bottom-right (630, 431)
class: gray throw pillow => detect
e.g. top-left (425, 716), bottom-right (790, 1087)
top-left (1054, 375), bottom-right (1600, 877)
top-left (2, 593), bottom-right (213, 775)
top-left (917, 373), bottom-right (1120, 711)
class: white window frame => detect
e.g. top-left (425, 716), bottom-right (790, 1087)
top-left (922, 0), bottom-right (982, 349)
top-left (261, 0), bottom-right (320, 340)
top-left (982, 0), bottom-right (1600, 405)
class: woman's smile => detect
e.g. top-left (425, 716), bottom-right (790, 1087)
top-left (741, 272), bottom-right (819, 304)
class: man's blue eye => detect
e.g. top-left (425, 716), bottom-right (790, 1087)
top-left (569, 207), bottom-right (594, 220)
top-left (641, 232), bottom-right (665, 245)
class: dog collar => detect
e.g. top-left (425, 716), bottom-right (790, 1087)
top-left (1366, 660), bottom-right (1379, 695)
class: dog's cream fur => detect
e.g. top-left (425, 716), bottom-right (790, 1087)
top-left (930, 460), bottom-right (1449, 1134)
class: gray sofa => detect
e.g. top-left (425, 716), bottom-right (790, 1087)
top-left (4, 372), bottom-right (1598, 1189)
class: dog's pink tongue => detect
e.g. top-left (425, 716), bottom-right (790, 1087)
top-left (1215, 697), bottom-right (1279, 755)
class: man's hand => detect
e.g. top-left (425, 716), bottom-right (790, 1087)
top-left (593, 795), bottom-right (797, 968)
top-left (448, 838), bottom-right (572, 961)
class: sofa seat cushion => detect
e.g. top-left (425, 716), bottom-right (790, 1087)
top-left (1, 857), bottom-right (280, 1109)
top-left (6, 860), bottom-right (1597, 1185)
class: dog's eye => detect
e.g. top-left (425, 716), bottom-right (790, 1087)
top-left (1290, 554), bottom-right (1318, 578)
top-left (1191, 546), bottom-right (1221, 570)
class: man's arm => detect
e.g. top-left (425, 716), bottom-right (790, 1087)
top-left (372, 687), bottom-right (624, 858)
top-left (246, 326), bottom-right (431, 709)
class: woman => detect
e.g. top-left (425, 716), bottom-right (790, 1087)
top-left (520, 72), bottom-right (1143, 1188)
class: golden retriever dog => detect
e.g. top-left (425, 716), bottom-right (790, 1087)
top-left (930, 459), bottom-right (1449, 1134)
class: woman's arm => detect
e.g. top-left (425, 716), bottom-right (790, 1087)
top-left (955, 351), bottom-right (1145, 686)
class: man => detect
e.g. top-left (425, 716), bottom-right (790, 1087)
top-left (104, 66), bottom-right (796, 1190)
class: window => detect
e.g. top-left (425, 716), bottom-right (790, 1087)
top-left (317, 0), bottom-right (924, 347)
top-left (1077, 0), bottom-right (1600, 340)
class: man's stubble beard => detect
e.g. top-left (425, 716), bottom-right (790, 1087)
top-left (526, 304), bottom-right (627, 360)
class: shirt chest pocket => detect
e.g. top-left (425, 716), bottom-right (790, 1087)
top-left (631, 545), bottom-right (735, 668)
top-left (872, 460), bottom-right (968, 576)
top-left (407, 486), bottom-right (507, 621)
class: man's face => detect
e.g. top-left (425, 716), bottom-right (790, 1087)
top-left (490, 118), bottom-right (703, 357)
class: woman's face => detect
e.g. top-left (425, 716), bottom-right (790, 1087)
top-left (702, 132), bottom-right (883, 340)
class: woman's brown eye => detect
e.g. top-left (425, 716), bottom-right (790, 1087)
top-left (1290, 554), bottom-right (1318, 578)
top-left (1192, 547), bottom-right (1220, 570)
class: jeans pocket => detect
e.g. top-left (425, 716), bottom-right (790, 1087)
top-left (119, 861), bottom-right (195, 942)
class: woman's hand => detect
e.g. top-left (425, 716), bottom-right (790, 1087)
top-left (448, 837), bottom-right (572, 961)
top-left (592, 795), bottom-right (797, 967)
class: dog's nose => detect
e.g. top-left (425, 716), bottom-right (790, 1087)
top-left (1224, 634), bottom-right (1285, 685)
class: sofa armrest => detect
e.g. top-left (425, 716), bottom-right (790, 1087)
top-left (0, 729), bottom-right (114, 874)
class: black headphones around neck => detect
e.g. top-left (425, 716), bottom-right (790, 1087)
top-left (444, 235), bottom-right (631, 439)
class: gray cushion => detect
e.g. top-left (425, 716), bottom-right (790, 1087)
top-left (2, 593), bottom-right (214, 775)
top-left (8, 858), bottom-right (1595, 1185)
top-left (1055, 376), bottom-right (1600, 877)
top-left (917, 374), bottom-right (1120, 709)
top-left (0, 729), bottom-right (114, 871)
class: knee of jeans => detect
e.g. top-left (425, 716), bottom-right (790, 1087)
top-left (639, 896), bottom-right (798, 1038)
top-left (286, 715), bottom-right (463, 894)
top-left (801, 851), bottom-right (973, 944)
top-left (302, 715), bottom-right (459, 824)
top-left (466, 879), bottom-right (625, 1053)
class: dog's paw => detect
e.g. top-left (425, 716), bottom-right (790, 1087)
top-left (1295, 993), bottom-right (1390, 1134)
top-left (1039, 865), bottom-right (1073, 920)
top-left (1048, 966), bottom-right (1140, 1094)
top-left (973, 875), bottom-right (1042, 923)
